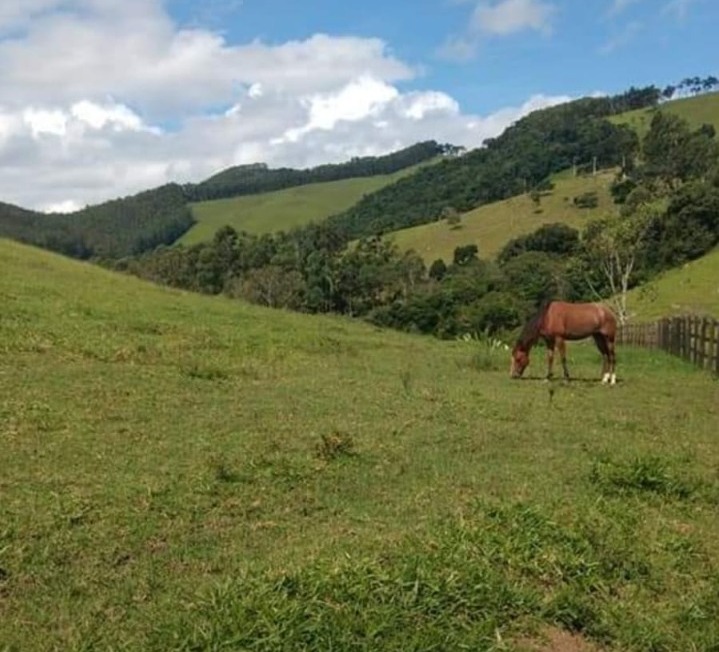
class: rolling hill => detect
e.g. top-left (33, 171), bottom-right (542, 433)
top-left (611, 91), bottom-right (719, 137)
top-left (182, 163), bottom-right (429, 244)
top-left (386, 92), bottom-right (719, 265)
top-left (2, 237), bottom-right (719, 650)
top-left (626, 246), bottom-right (719, 320)
top-left (388, 170), bottom-right (615, 264)
top-left (182, 89), bottom-right (719, 260)
top-left (180, 87), bottom-right (663, 248)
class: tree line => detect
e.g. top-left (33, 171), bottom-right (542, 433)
top-left (184, 141), bottom-right (447, 202)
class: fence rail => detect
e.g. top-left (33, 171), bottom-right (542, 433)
top-left (617, 315), bottom-right (719, 374)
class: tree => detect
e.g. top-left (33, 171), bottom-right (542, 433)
top-left (441, 206), bottom-right (461, 227)
top-left (501, 251), bottom-right (568, 307)
top-left (497, 223), bottom-right (580, 264)
top-left (641, 112), bottom-right (718, 189)
top-left (580, 205), bottom-right (659, 324)
top-left (452, 244), bottom-right (479, 266)
top-left (231, 266), bottom-right (306, 309)
top-left (428, 258), bottom-right (448, 281)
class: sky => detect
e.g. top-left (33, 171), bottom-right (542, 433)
top-left (0, 0), bottom-right (716, 212)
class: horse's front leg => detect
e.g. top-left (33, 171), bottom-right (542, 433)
top-left (557, 337), bottom-right (570, 380)
top-left (545, 338), bottom-right (555, 380)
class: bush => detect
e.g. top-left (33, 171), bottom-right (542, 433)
top-left (573, 192), bottom-right (599, 209)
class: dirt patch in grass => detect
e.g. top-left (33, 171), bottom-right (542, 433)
top-left (517, 626), bottom-right (604, 652)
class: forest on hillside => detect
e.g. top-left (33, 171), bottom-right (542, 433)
top-left (119, 96), bottom-right (719, 338)
top-left (324, 87), bottom-right (659, 240)
top-left (0, 185), bottom-right (193, 259)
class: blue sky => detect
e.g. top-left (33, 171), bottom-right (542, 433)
top-left (0, 0), bottom-right (716, 211)
top-left (171, 0), bottom-right (718, 112)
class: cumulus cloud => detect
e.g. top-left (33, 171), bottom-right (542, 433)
top-left (0, 0), bottom-right (571, 212)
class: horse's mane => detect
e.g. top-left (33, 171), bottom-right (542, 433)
top-left (515, 300), bottom-right (552, 350)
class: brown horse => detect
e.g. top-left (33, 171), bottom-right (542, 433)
top-left (510, 301), bottom-right (618, 384)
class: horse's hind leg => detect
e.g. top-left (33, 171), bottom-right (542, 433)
top-left (592, 334), bottom-right (610, 383)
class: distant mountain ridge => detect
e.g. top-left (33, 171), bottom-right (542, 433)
top-left (0, 141), bottom-right (446, 259)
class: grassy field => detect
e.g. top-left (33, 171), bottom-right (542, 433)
top-left (2, 238), bottom-right (719, 651)
top-left (626, 247), bottom-right (719, 321)
top-left (389, 170), bottom-right (615, 264)
top-left (182, 164), bottom-right (429, 245)
top-left (611, 91), bottom-right (719, 138)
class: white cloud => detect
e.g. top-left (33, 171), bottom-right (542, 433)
top-left (437, 0), bottom-right (555, 62)
top-left (44, 199), bottom-right (83, 214)
top-left (0, 0), bottom-right (572, 212)
top-left (472, 0), bottom-right (556, 36)
top-left (70, 100), bottom-right (156, 133)
top-left (22, 107), bottom-right (68, 137)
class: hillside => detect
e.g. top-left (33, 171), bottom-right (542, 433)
top-left (388, 170), bottom-right (614, 263)
top-left (182, 163), bottom-right (427, 244)
top-left (0, 184), bottom-right (192, 259)
top-left (2, 238), bottom-right (719, 650)
top-left (626, 246), bottom-right (719, 320)
top-left (387, 93), bottom-right (719, 265)
top-left (611, 91), bottom-right (719, 137)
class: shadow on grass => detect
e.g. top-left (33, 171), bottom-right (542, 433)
top-left (512, 376), bottom-right (621, 385)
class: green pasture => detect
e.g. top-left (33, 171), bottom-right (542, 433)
top-left (389, 171), bottom-right (615, 264)
top-left (627, 246), bottom-right (719, 320)
top-left (1, 239), bottom-right (718, 651)
top-left (610, 91), bottom-right (719, 138)
top-left (182, 165), bottom-right (427, 245)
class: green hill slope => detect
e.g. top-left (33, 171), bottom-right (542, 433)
top-left (389, 170), bottom-right (615, 263)
top-left (182, 164), bottom-right (425, 244)
top-left (2, 238), bottom-right (718, 650)
top-left (611, 91), bottom-right (719, 137)
top-left (626, 246), bottom-right (719, 320)
top-left (387, 93), bottom-right (719, 265)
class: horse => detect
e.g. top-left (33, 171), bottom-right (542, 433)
top-left (510, 301), bottom-right (618, 384)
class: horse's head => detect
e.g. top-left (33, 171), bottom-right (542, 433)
top-left (510, 345), bottom-right (529, 378)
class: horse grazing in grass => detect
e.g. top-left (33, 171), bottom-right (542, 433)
top-left (510, 301), bottom-right (618, 384)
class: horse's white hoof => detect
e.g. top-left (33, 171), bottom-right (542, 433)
top-left (601, 373), bottom-right (610, 384)
top-left (610, 374), bottom-right (617, 385)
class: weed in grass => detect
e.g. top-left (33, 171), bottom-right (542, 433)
top-left (182, 363), bottom-right (230, 381)
top-left (462, 332), bottom-right (509, 373)
top-left (208, 455), bottom-right (241, 484)
top-left (589, 454), bottom-right (700, 500)
top-left (316, 431), bottom-right (356, 462)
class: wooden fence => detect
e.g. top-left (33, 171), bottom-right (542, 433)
top-left (617, 315), bottom-right (719, 374)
